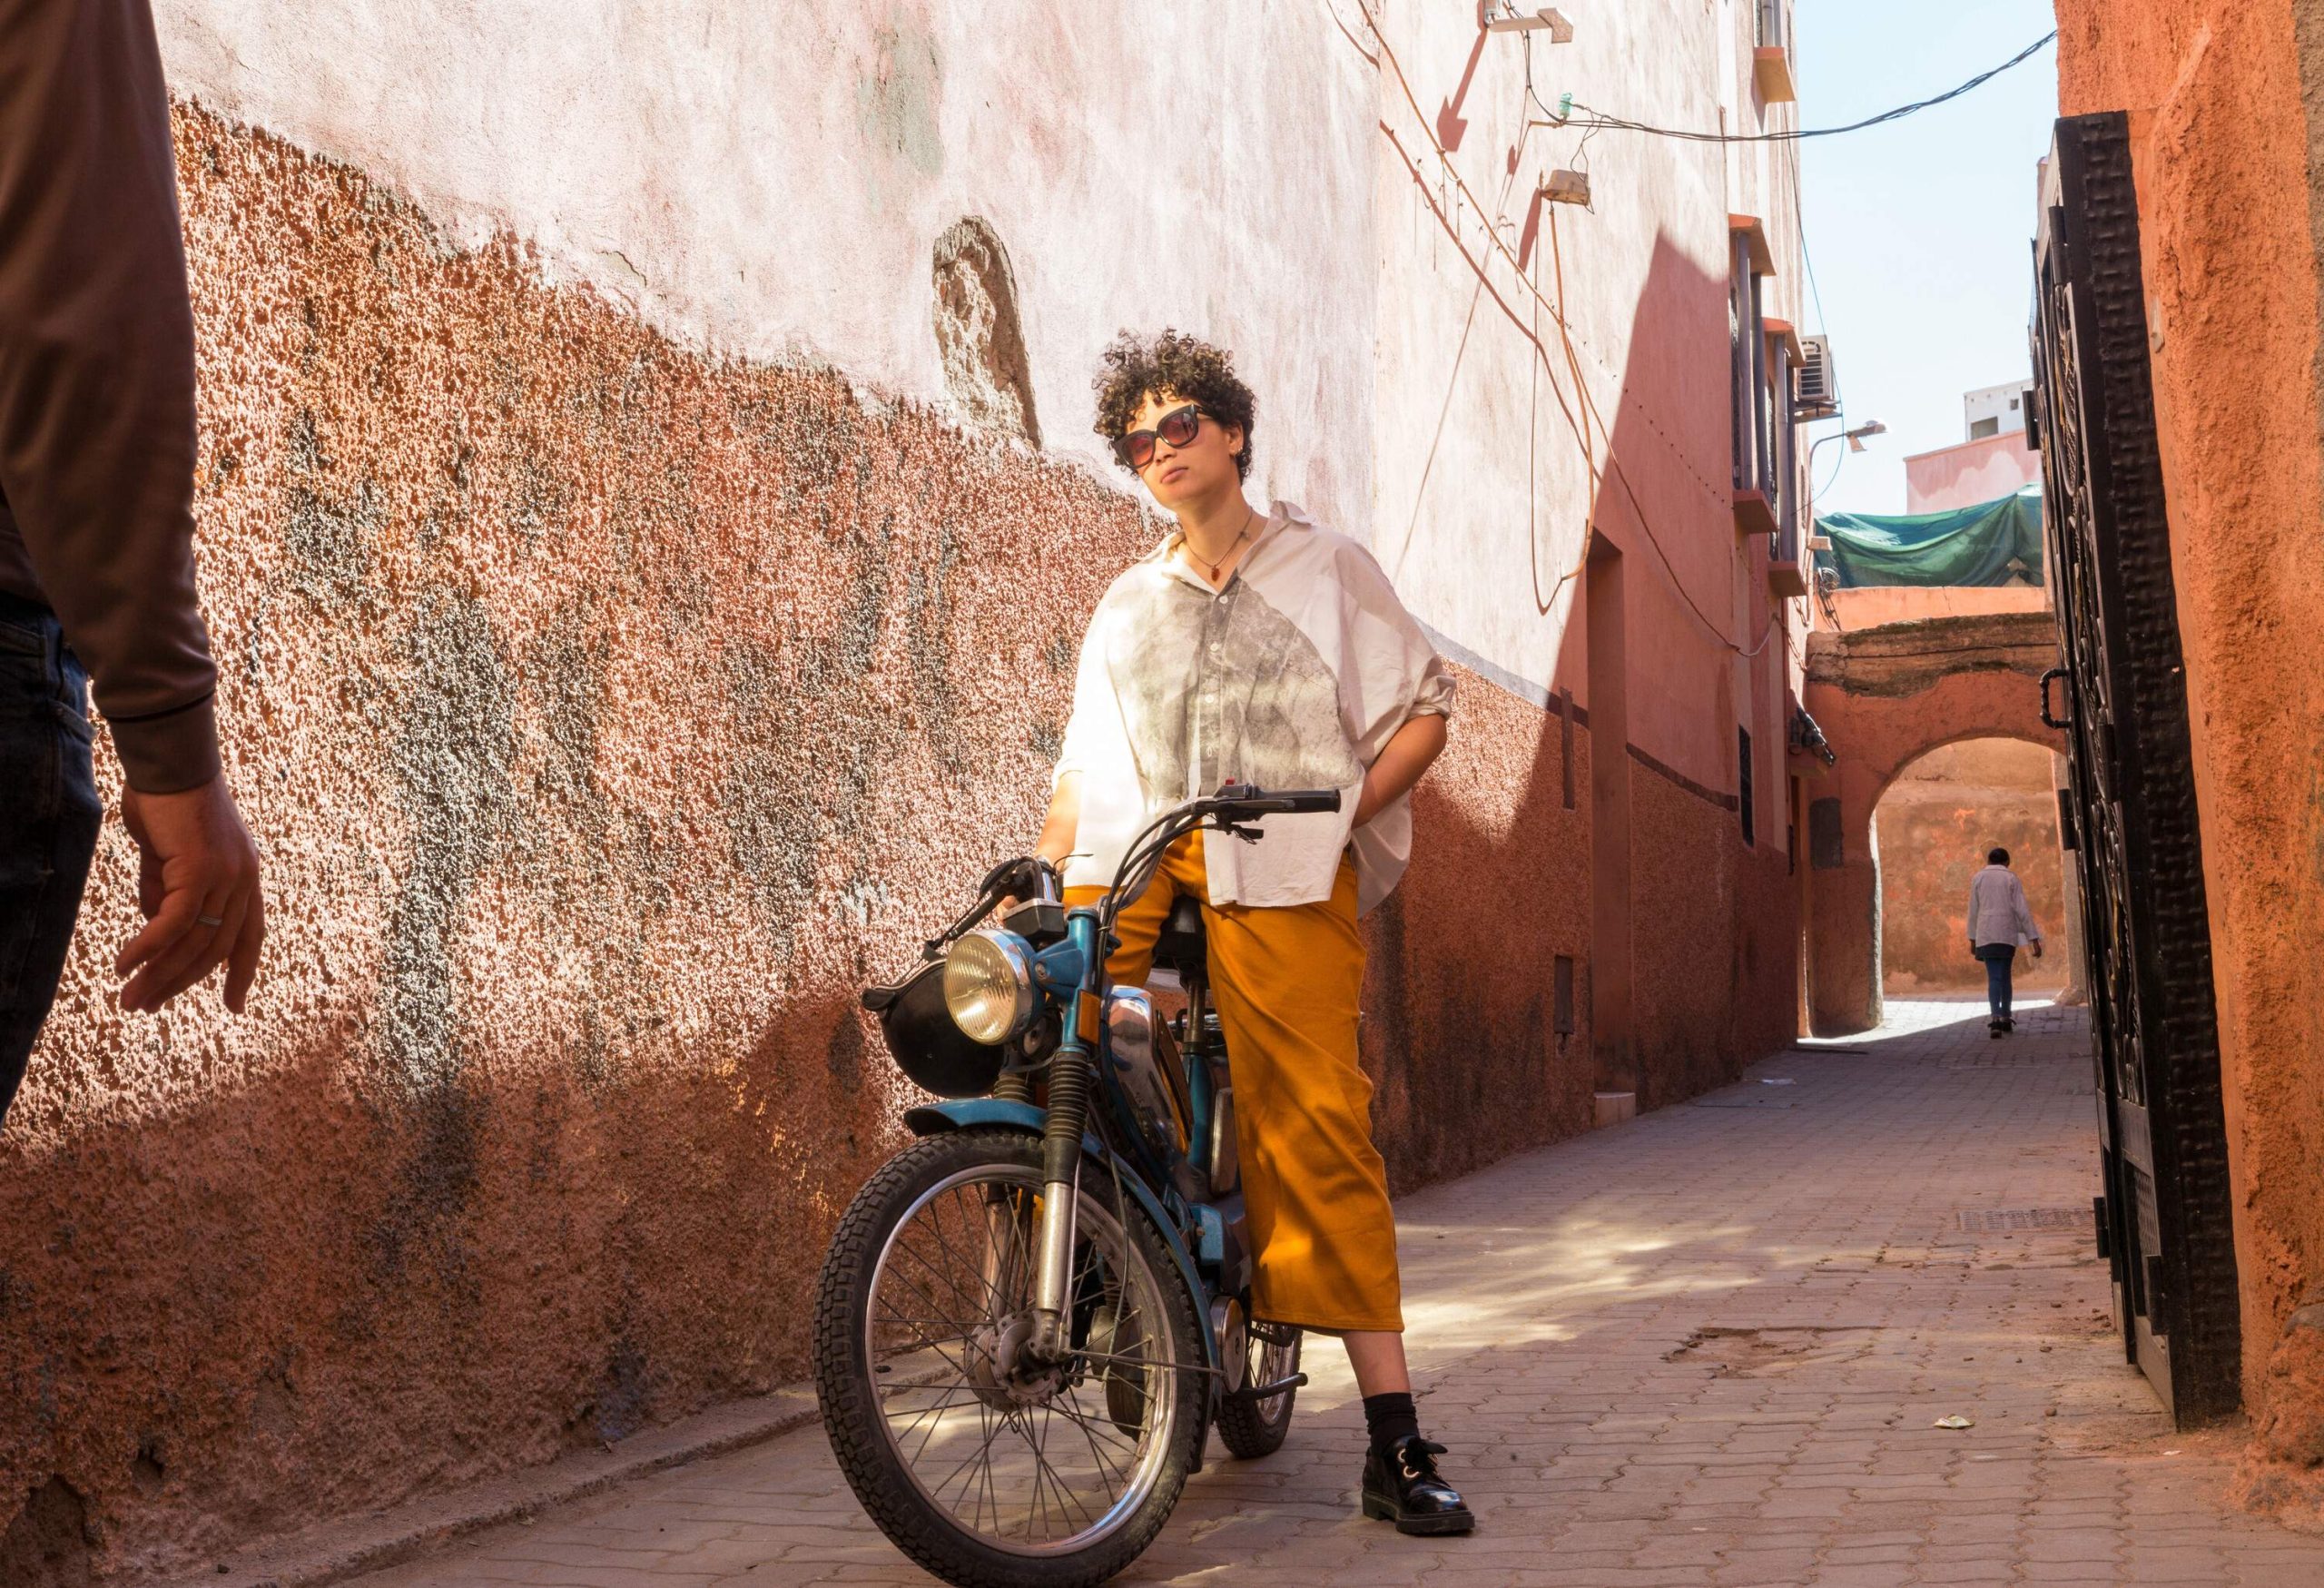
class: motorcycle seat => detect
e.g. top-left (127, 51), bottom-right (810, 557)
top-left (1151, 895), bottom-right (1208, 981)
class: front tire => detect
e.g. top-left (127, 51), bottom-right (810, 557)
top-left (813, 1129), bottom-right (1206, 1588)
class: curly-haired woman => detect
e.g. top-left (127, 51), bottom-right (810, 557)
top-left (1028, 329), bottom-right (1472, 1534)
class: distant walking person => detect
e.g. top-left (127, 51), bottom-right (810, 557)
top-left (1967, 847), bottom-right (2042, 1038)
top-left (0, 0), bottom-right (267, 1128)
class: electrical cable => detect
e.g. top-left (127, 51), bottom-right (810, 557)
top-left (1355, 0), bottom-right (1786, 658)
top-left (1782, 137), bottom-right (1854, 507)
top-left (1563, 32), bottom-right (2057, 143)
top-left (1381, 122), bottom-right (1779, 658)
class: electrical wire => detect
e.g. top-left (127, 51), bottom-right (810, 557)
top-left (1379, 123), bottom-right (1781, 659)
top-left (1354, 0), bottom-right (1787, 658)
top-left (1783, 140), bottom-right (1851, 527)
top-left (1564, 33), bottom-right (2057, 143)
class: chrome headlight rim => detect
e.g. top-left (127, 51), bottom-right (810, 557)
top-left (941, 929), bottom-right (1038, 1046)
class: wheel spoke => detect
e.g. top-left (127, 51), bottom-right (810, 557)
top-left (857, 1157), bottom-right (1181, 1555)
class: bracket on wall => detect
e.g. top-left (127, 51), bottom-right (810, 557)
top-left (1484, 4), bottom-right (1574, 40)
top-left (1540, 169), bottom-right (1591, 207)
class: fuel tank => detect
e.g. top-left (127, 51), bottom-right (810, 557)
top-left (1105, 988), bottom-right (1191, 1169)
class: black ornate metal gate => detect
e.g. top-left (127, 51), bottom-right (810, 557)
top-left (2031, 112), bottom-right (2240, 1426)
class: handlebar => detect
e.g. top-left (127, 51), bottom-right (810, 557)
top-left (1207, 782), bottom-right (1343, 818)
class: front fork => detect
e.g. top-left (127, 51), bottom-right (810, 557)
top-left (1029, 910), bottom-right (1105, 1361)
top-left (1027, 1033), bottom-right (1091, 1359)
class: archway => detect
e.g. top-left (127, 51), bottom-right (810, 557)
top-left (1797, 610), bottom-right (2064, 1034)
top-left (1873, 736), bottom-right (2068, 1003)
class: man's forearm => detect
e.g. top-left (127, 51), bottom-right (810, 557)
top-left (1355, 713), bottom-right (1449, 826)
top-left (0, 0), bottom-right (220, 793)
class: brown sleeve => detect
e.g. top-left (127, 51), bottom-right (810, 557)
top-left (0, 0), bottom-right (219, 793)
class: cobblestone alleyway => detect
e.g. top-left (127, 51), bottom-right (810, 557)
top-left (322, 1001), bottom-right (2324, 1587)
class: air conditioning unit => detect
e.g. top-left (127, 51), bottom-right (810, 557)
top-left (1795, 335), bottom-right (1840, 420)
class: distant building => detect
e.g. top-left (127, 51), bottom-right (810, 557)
top-left (1901, 380), bottom-right (2042, 513)
top-left (1963, 380), bottom-right (2029, 439)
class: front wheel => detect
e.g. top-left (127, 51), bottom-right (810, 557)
top-left (813, 1129), bottom-right (1206, 1588)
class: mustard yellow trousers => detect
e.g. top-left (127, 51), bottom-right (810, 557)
top-left (1068, 831), bottom-right (1403, 1333)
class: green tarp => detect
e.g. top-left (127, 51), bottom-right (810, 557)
top-left (1812, 486), bottom-right (2043, 588)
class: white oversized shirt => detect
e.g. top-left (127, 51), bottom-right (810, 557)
top-left (1966, 864), bottom-right (2043, 948)
top-left (1054, 502), bottom-right (1453, 915)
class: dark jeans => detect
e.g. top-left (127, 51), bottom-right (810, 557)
top-left (0, 593), bottom-right (102, 1127)
top-left (1974, 942), bottom-right (2016, 1022)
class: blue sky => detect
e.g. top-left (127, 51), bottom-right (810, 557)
top-left (1792, 1), bottom-right (2060, 516)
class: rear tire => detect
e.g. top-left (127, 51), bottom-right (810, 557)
top-left (1214, 1317), bottom-right (1302, 1459)
top-left (813, 1129), bottom-right (1206, 1588)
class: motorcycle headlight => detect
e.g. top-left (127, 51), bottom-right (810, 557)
top-left (943, 931), bottom-right (1037, 1045)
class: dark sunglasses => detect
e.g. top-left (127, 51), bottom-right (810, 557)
top-left (1113, 404), bottom-right (1205, 470)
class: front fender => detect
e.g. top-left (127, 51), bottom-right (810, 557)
top-left (901, 1099), bottom-right (1218, 1373)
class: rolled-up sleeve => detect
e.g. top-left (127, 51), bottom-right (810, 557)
top-left (0, 0), bottom-right (220, 791)
top-left (1337, 541), bottom-right (1453, 767)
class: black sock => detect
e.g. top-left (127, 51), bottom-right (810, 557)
top-left (1364, 1392), bottom-right (1420, 1453)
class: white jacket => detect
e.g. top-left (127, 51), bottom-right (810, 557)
top-left (1055, 502), bottom-right (1453, 915)
top-left (1967, 865), bottom-right (2042, 949)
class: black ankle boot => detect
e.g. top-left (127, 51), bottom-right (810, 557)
top-left (1361, 1434), bottom-right (1474, 1535)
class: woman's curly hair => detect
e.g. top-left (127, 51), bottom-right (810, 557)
top-left (1091, 330), bottom-right (1256, 481)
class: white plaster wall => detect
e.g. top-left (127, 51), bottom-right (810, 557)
top-left (154, 0), bottom-right (1380, 532)
top-left (1366, 0), bottom-right (1807, 791)
top-left (156, 0), bottom-right (1808, 790)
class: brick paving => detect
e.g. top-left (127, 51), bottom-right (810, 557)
top-left (344, 999), bottom-right (2324, 1586)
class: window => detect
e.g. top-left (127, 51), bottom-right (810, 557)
top-left (1771, 336), bottom-right (1799, 565)
top-left (1730, 235), bottom-right (1774, 504)
top-left (1738, 727), bottom-right (1756, 846)
top-left (1970, 416), bottom-right (2000, 439)
top-left (1730, 222), bottom-right (1794, 558)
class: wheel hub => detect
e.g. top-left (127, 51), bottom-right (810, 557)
top-left (1211, 1297), bottom-right (1247, 1389)
top-left (965, 1312), bottom-right (1067, 1410)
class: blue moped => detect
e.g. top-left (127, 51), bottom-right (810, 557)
top-left (812, 784), bottom-right (1337, 1586)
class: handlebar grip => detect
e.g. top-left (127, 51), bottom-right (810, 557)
top-left (1209, 782), bottom-right (1343, 817)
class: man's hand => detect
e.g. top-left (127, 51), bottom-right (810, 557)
top-left (113, 776), bottom-right (265, 1013)
top-left (2031, 940), bottom-right (2044, 960)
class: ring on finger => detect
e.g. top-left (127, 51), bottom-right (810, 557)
top-left (196, 913), bottom-right (225, 928)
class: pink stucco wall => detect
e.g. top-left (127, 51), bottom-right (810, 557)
top-left (1901, 432), bottom-right (2042, 514)
top-left (1875, 739), bottom-right (2067, 996)
top-left (2058, 0), bottom-right (2324, 1516)
top-left (1827, 584), bottom-right (2048, 630)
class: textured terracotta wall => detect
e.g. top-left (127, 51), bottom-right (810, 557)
top-left (1874, 740), bottom-right (2065, 996)
top-left (0, 104), bottom-right (1801, 1578)
top-left (1364, 684), bottom-right (1596, 1190)
top-left (2058, 0), bottom-right (2324, 1512)
top-left (1627, 767), bottom-right (1797, 1112)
